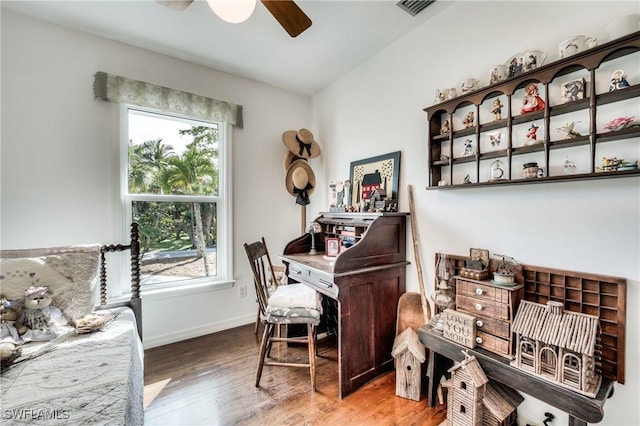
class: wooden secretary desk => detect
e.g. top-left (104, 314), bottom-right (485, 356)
top-left (280, 212), bottom-right (408, 398)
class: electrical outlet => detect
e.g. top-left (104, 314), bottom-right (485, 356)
top-left (239, 284), bottom-right (247, 298)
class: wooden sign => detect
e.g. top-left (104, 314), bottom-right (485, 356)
top-left (442, 309), bottom-right (476, 348)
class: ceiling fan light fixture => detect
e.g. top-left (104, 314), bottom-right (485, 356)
top-left (206, 0), bottom-right (257, 24)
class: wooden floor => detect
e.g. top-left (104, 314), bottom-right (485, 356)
top-left (144, 323), bottom-right (447, 425)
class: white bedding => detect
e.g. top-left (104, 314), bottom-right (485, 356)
top-left (0, 307), bottom-right (143, 425)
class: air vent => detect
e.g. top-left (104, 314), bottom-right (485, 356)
top-left (396, 0), bottom-right (435, 16)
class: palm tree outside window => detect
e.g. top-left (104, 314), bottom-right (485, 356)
top-left (124, 107), bottom-right (230, 288)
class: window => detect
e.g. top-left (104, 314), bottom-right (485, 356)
top-left (123, 107), bottom-right (232, 290)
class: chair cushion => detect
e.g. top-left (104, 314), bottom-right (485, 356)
top-left (266, 283), bottom-right (321, 322)
top-left (267, 307), bottom-right (322, 323)
top-left (267, 283), bottom-right (321, 310)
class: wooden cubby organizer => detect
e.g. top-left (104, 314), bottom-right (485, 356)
top-left (425, 31), bottom-right (640, 189)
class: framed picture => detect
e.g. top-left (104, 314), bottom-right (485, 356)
top-left (349, 151), bottom-right (401, 211)
top-left (561, 78), bottom-right (585, 103)
top-left (325, 237), bottom-right (340, 257)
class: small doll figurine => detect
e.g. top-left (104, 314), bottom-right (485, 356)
top-left (462, 111), bottom-right (475, 128)
top-left (440, 120), bottom-right (450, 135)
top-left (491, 99), bottom-right (503, 121)
top-left (521, 83), bottom-right (545, 114)
top-left (526, 122), bottom-right (539, 143)
top-left (609, 69), bottom-right (630, 91)
top-left (462, 139), bottom-right (475, 156)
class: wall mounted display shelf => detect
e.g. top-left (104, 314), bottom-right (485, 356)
top-left (424, 31), bottom-right (640, 189)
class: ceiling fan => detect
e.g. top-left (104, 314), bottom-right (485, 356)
top-left (158, 0), bottom-right (312, 38)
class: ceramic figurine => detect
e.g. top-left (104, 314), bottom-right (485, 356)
top-left (609, 69), bottom-right (630, 91)
top-left (525, 122), bottom-right (539, 144)
top-left (343, 180), bottom-right (351, 208)
top-left (462, 111), bottom-right (475, 128)
top-left (598, 157), bottom-right (624, 172)
top-left (556, 121), bottom-right (582, 139)
top-left (329, 181), bottom-right (337, 207)
top-left (440, 119), bottom-right (450, 134)
top-left (491, 99), bottom-right (503, 121)
top-left (335, 181), bottom-right (344, 206)
top-left (520, 83), bottom-right (545, 114)
top-left (462, 139), bottom-right (475, 156)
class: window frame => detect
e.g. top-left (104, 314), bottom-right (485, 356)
top-left (118, 104), bottom-right (234, 295)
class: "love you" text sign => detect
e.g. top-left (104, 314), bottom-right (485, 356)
top-left (442, 309), bottom-right (476, 348)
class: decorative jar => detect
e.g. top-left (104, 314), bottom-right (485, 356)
top-left (522, 162), bottom-right (539, 179)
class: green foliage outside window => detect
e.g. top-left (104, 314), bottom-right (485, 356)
top-left (128, 124), bottom-right (219, 277)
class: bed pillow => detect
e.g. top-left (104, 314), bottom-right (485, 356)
top-left (0, 245), bottom-right (101, 321)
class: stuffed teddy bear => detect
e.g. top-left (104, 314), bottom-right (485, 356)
top-left (18, 286), bottom-right (66, 342)
top-left (0, 295), bottom-right (28, 344)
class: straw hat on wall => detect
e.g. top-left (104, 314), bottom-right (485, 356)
top-left (285, 159), bottom-right (316, 205)
top-left (283, 151), bottom-right (304, 173)
top-left (282, 129), bottom-right (321, 159)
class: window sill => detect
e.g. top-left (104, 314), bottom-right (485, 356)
top-left (140, 278), bottom-right (236, 301)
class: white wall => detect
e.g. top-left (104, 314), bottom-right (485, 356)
top-left (312, 1), bottom-right (639, 425)
top-left (0, 9), bottom-right (314, 348)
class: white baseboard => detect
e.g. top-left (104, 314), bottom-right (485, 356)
top-left (142, 313), bottom-right (255, 350)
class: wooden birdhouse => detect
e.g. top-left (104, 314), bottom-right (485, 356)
top-left (446, 355), bottom-right (488, 426)
top-left (442, 354), bottom-right (523, 426)
top-left (392, 327), bottom-right (426, 401)
top-left (481, 381), bottom-right (523, 426)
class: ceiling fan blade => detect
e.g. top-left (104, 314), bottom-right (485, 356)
top-left (157, 0), bottom-right (194, 11)
top-left (261, 0), bottom-right (312, 37)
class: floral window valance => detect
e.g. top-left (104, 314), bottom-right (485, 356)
top-left (93, 71), bottom-right (243, 128)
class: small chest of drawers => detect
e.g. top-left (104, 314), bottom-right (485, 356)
top-left (455, 276), bottom-right (523, 358)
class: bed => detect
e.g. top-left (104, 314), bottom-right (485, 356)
top-left (0, 223), bottom-right (143, 425)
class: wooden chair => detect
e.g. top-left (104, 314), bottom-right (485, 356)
top-left (252, 263), bottom-right (284, 335)
top-left (244, 237), bottom-right (321, 390)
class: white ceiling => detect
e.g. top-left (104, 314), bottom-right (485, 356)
top-left (2, 0), bottom-right (451, 96)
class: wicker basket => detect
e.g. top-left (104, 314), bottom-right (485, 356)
top-left (459, 267), bottom-right (490, 281)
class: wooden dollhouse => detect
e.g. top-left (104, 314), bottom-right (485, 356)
top-left (510, 300), bottom-right (601, 397)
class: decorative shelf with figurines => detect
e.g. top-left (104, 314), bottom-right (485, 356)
top-left (425, 29), bottom-right (640, 189)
